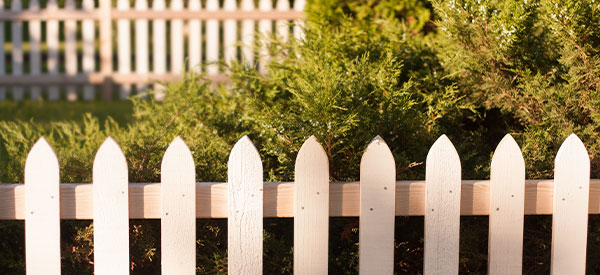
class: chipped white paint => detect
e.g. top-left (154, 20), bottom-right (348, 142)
top-left (489, 134), bottom-right (525, 275)
top-left (425, 135), bottom-right (461, 275)
top-left (161, 137), bottom-right (196, 274)
top-left (551, 134), bottom-right (590, 274)
top-left (93, 138), bottom-right (129, 275)
top-left (228, 136), bottom-right (263, 275)
top-left (25, 138), bottom-right (61, 274)
top-left (359, 136), bottom-right (395, 274)
top-left (294, 136), bottom-right (329, 275)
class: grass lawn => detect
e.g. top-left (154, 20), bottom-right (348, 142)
top-left (0, 100), bottom-right (134, 126)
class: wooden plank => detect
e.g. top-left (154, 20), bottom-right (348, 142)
top-left (65, 0), bottom-right (78, 101)
top-left (117, 0), bottom-right (132, 100)
top-left (223, 0), bottom-right (237, 67)
top-left (228, 136), bottom-right (263, 274)
top-left (24, 138), bottom-right (61, 274)
top-left (3, 180), bottom-right (600, 220)
top-left (293, 0), bottom-right (306, 40)
top-left (28, 0), bottom-right (42, 100)
top-left (134, 0), bottom-right (149, 95)
top-left (276, 0), bottom-right (290, 42)
top-left (93, 137), bottom-right (129, 274)
top-left (82, 0), bottom-right (96, 101)
top-left (241, 0), bottom-right (255, 65)
top-left (46, 0), bottom-right (60, 100)
top-left (424, 135), bottom-right (461, 275)
top-left (488, 134), bottom-right (525, 275)
top-left (151, 0), bottom-right (166, 100)
top-left (205, 0), bottom-right (219, 75)
top-left (161, 137), bottom-right (196, 274)
top-left (551, 134), bottom-right (590, 274)
top-left (188, 0), bottom-right (202, 72)
top-left (99, 0), bottom-right (113, 100)
top-left (359, 136), bottom-right (395, 274)
top-left (10, 0), bottom-right (24, 100)
top-left (294, 136), bottom-right (329, 275)
top-left (0, 10), bottom-right (304, 20)
top-left (258, 0), bottom-right (272, 73)
top-left (170, 0), bottom-right (184, 74)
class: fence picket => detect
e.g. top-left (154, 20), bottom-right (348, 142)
top-left (25, 138), bottom-right (60, 274)
top-left (117, 0), bottom-right (132, 100)
top-left (424, 135), bottom-right (461, 275)
top-left (359, 136), bottom-right (395, 274)
top-left (206, 0), bottom-right (219, 75)
top-left (228, 136), bottom-right (263, 274)
top-left (153, 0), bottom-right (167, 100)
top-left (294, 136), bottom-right (329, 275)
top-left (0, 0), bottom-right (4, 100)
top-left (65, 0), bottom-right (78, 101)
top-left (223, 0), bottom-right (237, 67)
top-left (161, 137), bottom-right (196, 274)
top-left (46, 0), bottom-right (60, 100)
top-left (82, 0), bottom-right (95, 100)
top-left (276, 0), bottom-right (290, 42)
top-left (134, 0), bottom-right (149, 95)
top-left (28, 0), bottom-right (42, 100)
top-left (93, 137), bottom-right (129, 274)
top-left (489, 134), bottom-right (525, 275)
top-left (551, 134), bottom-right (590, 274)
top-left (188, 0), bottom-right (202, 72)
top-left (170, 0), bottom-right (184, 74)
top-left (241, 0), bottom-right (255, 65)
top-left (293, 0), bottom-right (306, 40)
top-left (258, 0), bottom-right (272, 73)
top-left (11, 0), bottom-right (23, 100)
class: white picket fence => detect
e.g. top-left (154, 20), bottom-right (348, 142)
top-left (0, 133), bottom-right (596, 274)
top-left (0, 0), bottom-right (305, 101)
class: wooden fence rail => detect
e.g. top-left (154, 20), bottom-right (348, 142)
top-left (0, 133), bottom-right (595, 274)
top-left (0, 0), bottom-right (306, 101)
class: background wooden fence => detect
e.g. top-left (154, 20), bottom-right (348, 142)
top-left (0, 0), bottom-right (305, 101)
top-left (0, 133), bottom-right (596, 274)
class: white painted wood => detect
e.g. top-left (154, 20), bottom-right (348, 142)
top-left (294, 136), bottom-right (329, 275)
top-left (25, 137), bottom-right (60, 274)
top-left (228, 136), bottom-right (263, 275)
top-left (424, 134), bottom-right (461, 275)
top-left (161, 137), bottom-right (196, 274)
top-left (206, 0), bottom-right (219, 75)
top-left (28, 0), bottom-right (42, 100)
top-left (551, 134), bottom-right (590, 274)
top-left (276, 0), bottom-right (290, 43)
top-left (152, 0), bottom-right (167, 100)
top-left (170, 0), bottom-right (183, 74)
top-left (359, 136), bottom-right (395, 274)
top-left (117, 0), bottom-right (132, 100)
top-left (65, 0), bottom-right (78, 101)
top-left (223, 0), bottom-right (237, 67)
top-left (258, 0), bottom-right (272, 73)
top-left (82, 0), bottom-right (95, 100)
top-left (241, 0), bottom-right (255, 65)
top-left (293, 0), bottom-right (306, 40)
top-left (134, 0), bottom-right (149, 96)
top-left (11, 0), bottom-right (23, 100)
top-left (93, 137), bottom-right (129, 275)
top-left (489, 134), bottom-right (525, 275)
top-left (46, 0), bottom-right (60, 100)
top-left (188, 0), bottom-right (202, 72)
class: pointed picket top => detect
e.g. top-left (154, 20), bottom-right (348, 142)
top-left (359, 136), bottom-right (396, 275)
top-left (25, 137), bottom-right (61, 274)
top-left (294, 135), bottom-right (329, 274)
top-left (552, 133), bottom-right (590, 274)
top-left (228, 136), bottom-right (263, 275)
top-left (424, 134), bottom-right (461, 275)
top-left (161, 137), bottom-right (196, 274)
top-left (93, 137), bottom-right (129, 275)
top-left (488, 134), bottom-right (525, 275)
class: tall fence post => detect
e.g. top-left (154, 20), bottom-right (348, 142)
top-left (99, 0), bottom-right (113, 100)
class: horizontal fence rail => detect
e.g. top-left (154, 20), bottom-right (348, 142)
top-left (0, 0), bottom-right (306, 101)
top-left (0, 133), bottom-right (595, 274)
top-left (1, 180), bottom-right (600, 219)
